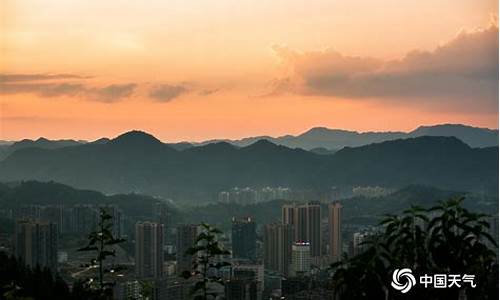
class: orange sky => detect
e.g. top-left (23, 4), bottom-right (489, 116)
top-left (0, 0), bottom-right (498, 142)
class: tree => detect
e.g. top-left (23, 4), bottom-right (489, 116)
top-left (78, 208), bottom-right (126, 299)
top-left (2, 282), bottom-right (34, 300)
top-left (181, 223), bottom-right (231, 300)
top-left (330, 197), bottom-right (498, 300)
top-left (0, 252), bottom-right (71, 300)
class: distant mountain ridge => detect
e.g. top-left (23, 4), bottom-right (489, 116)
top-left (0, 130), bottom-right (496, 201)
top-left (0, 124), bottom-right (496, 161)
top-left (0, 137), bottom-right (84, 161)
top-left (195, 124), bottom-right (498, 150)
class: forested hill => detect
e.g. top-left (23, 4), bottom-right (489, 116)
top-left (0, 131), bottom-right (497, 198)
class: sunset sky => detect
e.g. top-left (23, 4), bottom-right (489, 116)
top-left (1, 0), bottom-right (498, 142)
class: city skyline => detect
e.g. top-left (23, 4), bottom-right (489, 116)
top-left (1, 0), bottom-right (498, 141)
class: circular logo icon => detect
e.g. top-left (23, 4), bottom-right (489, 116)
top-left (391, 268), bottom-right (416, 293)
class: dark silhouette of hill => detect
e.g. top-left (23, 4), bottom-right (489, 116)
top-left (408, 124), bottom-right (498, 148)
top-left (326, 136), bottom-right (497, 190)
top-left (0, 131), bottom-right (497, 198)
top-left (0, 180), bottom-right (179, 219)
top-left (0, 137), bottom-right (83, 160)
top-left (1, 123), bottom-right (495, 161)
top-left (11, 137), bottom-right (83, 150)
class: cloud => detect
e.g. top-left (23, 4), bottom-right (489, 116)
top-left (271, 24), bottom-right (499, 113)
top-left (0, 73), bottom-right (89, 83)
top-left (0, 81), bottom-right (136, 102)
top-left (149, 84), bottom-right (188, 102)
top-left (1, 72), bottom-right (215, 103)
top-left (198, 88), bottom-right (219, 96)
top-left (0, 82), bottom-right (86, 97)
top-left (90, 84), bottom-right (137, 102)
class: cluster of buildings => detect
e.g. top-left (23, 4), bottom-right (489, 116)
top-left (14, 219), bottom-right (58, 272)
top-left (113, 201), bottom-right (347, 299)
top-left (218, 187), bottom-right (293, 204)
top-left (8, 204), bottom-right (125, 275)
top-left (7, 198), bottom-right (383, 300)
top-left (351, 186), bottom-right (393, 198)
top-left (12, 204), bottom-right (124, 237)
top-left (263, 202), bottom-right (342, 278)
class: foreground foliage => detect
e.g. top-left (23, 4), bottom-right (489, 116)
top-left (331, 197), bottom-right (498, 299)
top-left (78, 208), bottom-right (126, 299)
top-left (181, 223), bottom-right (231, 300)
top-left (0, 252), bottom-right (70, 300)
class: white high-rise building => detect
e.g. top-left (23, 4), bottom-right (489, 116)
top-left (291, 242), bottom-right (311, 275)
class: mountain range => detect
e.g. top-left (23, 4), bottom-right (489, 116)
top-left (0, 130), bottom-right (497, 201)
top-left (0, 138), bottom-right (84, 161)
top-left (195, 123), bottom-right (498, 150)
top-left (1, 124), bottom-right (496, 161)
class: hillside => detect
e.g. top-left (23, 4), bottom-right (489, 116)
top-left (0, 137), bottom-right (84, 160)
top-left (0, 180), bottom-right (179, 220)
top-left (0, 131), bottom-right (497, 199)
top-left (182, 185), bottom-right (498, 229)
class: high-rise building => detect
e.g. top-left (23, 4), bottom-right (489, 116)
top-left (154, 201), bottom-right (172, 237)
top-left (291, 242), bottom-right (311, 275)
top-left (263, 223), bottom-right (294, 276)
top-left (15, 219), bottom-right (58, 271)
top-left (282, 202), bottom-right (322, 257)
top-left (17, 205), bottom-right (72, 235)
top-left (328, 202), bottom-right (342, 261)
top-left (176, 224), bottom-right (199, 275)
top-left (232, 217), bottom-right (257, 261)
top-left (135, 222), bottom-right (165, 278)
top-left (306, 202), bottom-right (321, 257)
top-left (281, 205), bottom-right (296, 232)
top-left (72, 204), bottom-right (98, 234)
top-left (39, 205), bottom-right (64, 235)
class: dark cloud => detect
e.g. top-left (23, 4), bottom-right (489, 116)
top-left (272, 24), bottom-right (499, 112)
top-left (149, 84), bottom-right (188, 102)
top-left (90, 84), bottom-right (137, 102)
